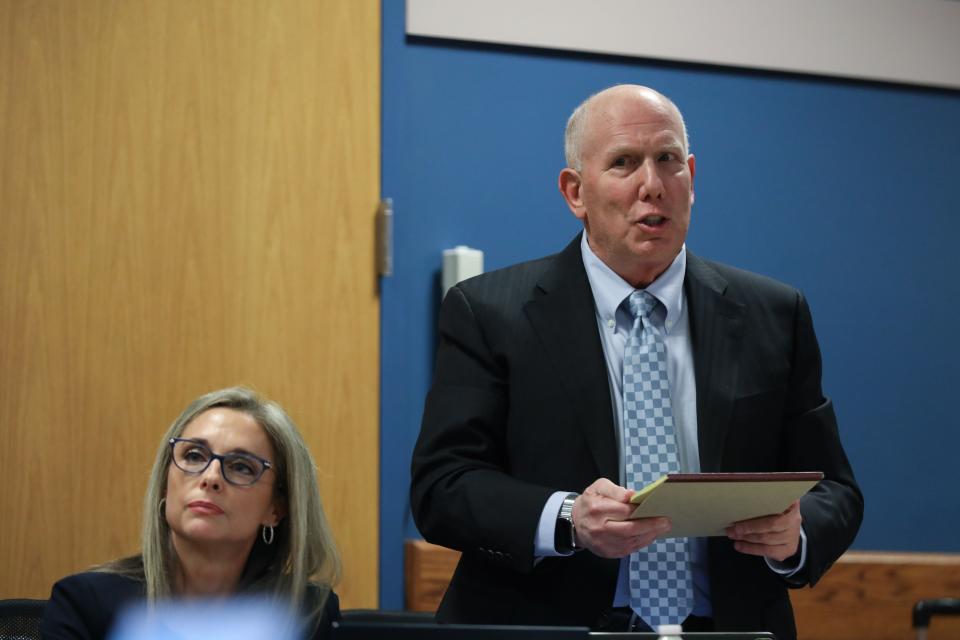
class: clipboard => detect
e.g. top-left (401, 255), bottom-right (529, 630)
top-left (628, 472), bottom-right (824, 538)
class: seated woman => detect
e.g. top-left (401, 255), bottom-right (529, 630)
top-left (41, 386), bottom-right (342, 639)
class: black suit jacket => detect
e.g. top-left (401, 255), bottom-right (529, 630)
top-left (410, 234), bottom-right (862, 640)
top-left (40, 571), bottom-right (340, 639)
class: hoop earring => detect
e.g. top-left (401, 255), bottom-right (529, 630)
top-left (158, 498), bottom-right (166, 518)
top-left (262, 524), bottom-right (274, 545)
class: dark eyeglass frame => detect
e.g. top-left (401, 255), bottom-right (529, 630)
top-left (168, 437), bottom-right (273, 486)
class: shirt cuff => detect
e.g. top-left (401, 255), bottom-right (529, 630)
top-left (534, 491), bottom-right (576, 557)
top-left (765, 525), bottom-right (807, 577)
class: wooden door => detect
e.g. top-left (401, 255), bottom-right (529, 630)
top-left (0, 0), bottom-right (379, 607)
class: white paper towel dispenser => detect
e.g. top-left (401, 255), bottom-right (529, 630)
top-left (442, 246), bottom-right (484, 298)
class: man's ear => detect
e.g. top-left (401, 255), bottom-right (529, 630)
top-left (687, 153), bottom-right (696, 205)
top-left (558, 168), bottom-right (587, 222)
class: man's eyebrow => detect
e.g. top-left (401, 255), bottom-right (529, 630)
top-left (604, 139), bottom-right (684, 156)
top-left (655, 139), bottom-right (685, 152)
top-left (604, 144), bottom-right (639, 157)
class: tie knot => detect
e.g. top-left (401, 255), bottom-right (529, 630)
top-left (627, 290), bottom-right (658, 320)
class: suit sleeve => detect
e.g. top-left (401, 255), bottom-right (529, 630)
top-left (780, 292), bottom-right (863, 587)
top-left (410, 285), bottom-right (554, 573)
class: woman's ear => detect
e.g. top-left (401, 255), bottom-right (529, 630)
top-left (267, 497), bottom-right (287, 527)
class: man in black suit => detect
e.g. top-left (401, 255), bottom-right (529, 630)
top-left (410, 85), bottom-right (862, 640)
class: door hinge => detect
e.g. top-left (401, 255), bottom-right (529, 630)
top-left (376, 197), bottom-right (393, 277)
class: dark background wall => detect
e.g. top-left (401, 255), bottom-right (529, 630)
top-left (379, 0), bottom-right (960, 608)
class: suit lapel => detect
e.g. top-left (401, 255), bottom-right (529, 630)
top-left (523, 235), bottom-right (619, 480)
top-left (685, 252), bottom-right (745, 473)
top-left (520, 242), bottom-right (744, 479)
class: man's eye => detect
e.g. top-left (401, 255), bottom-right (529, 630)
top-left (612, 156), bottom-right (632, 168)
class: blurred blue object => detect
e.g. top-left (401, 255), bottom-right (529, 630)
top-left (109, 596), bottom-right (301, 640)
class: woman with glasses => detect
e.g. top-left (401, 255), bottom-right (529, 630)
top-left (40, 386), bottom-right (342, 639)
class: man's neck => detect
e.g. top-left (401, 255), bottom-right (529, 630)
top-left (583, 233), bottom-right (680, 289)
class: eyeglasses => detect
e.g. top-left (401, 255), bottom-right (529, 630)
top-left (169, 438), bottom-right (273, 486)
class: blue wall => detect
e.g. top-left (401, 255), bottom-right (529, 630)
top-left (380, 0), bottom-right (960, 609)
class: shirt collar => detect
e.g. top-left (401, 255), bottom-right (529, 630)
top-left (580, 232), bottom-right (687, 332)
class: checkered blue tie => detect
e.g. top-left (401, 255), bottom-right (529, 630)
top-left (623, 290), bottom-right (692, 629)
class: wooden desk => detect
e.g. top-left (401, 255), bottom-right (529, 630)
top-left (404, 541), bottom-right (960, 639)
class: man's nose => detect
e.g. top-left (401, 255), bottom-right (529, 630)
top-left (637, 161), bottom-right (664, 200)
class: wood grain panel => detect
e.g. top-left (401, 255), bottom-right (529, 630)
top-left (403, 543), bottom-right (960, 638)
top-left (405, 540), bottom-right (462, 612)
top-left (790, 551), bottom-right (960, 640)
top-left (0, 0), bottom-right (380, 607)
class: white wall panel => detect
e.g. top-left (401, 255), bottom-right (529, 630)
top-left (407, 0), bottom-right (960, 90)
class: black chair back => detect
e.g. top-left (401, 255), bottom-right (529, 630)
top-left (0, 599), bottom-right (46, 640)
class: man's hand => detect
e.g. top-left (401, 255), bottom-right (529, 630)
top-left (726, 500), bottom-right (802, 562)
top-left (572, 478), bottom-right (671, 558)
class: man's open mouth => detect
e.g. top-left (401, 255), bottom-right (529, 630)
top-left (639, 215), bottom-right (667, 227)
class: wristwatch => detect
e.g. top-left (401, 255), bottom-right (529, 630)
top-left (554, 493), bottom-right (582, 554)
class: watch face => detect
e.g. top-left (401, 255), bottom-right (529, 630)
top-left (555, 517), bottom-right (574, 553)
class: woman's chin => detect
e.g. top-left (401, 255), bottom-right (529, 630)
top-left (174, 524), bottom-right (232, 546)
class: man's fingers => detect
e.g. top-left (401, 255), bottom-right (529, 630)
top-left (576, 502), bottom-right (661, 540)
top-left (582, 477), bottom-right (634, 503)
top-left (728, 500), bottom-right (801, 538)
top-left (729, 513), bottom-right (785, 536)
top-left (572, 478), bottom-right (676, 558)
top-left (578, 492), bottom-right (636, 522)
top-left (726, 500), bottom-right (801, 561)
top-left (609, 516), bottom-right (671, 534)
top-left (574, 478), bottom-right (642, 535)
top-left (730, 529), bottom-right (790, 545)
top-left (573, 495), bottom-right (633, 542)
top-left (733, 540), bottom-right (796, 562)
top-left (583, 518), bottom-right (671, 558)
top-left (727, 519), bottom-right (790, 539)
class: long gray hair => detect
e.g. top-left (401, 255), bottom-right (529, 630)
top-left (105, 386), bottom-right (341, 623)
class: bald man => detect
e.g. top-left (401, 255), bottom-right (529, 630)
top-left (410, 85), bottom-right (862, 640)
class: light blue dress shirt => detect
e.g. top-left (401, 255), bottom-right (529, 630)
top-left (534, 233), bottom-right (806, 619)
